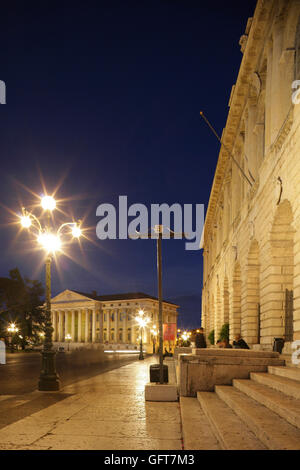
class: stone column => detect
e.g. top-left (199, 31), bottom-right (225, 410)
top-left (115, 309), bottom-right (119, 343)
top-left (71, 310), bottom-right (76, 342)
top-left (131, 309), bottom-right (136, 345)
top-left (123, 309), bottom-right (127, 343)
top-left (58, 311), bottom-right (63, 342)
top-left (78, 310), bottom-right (82, 342)
top-left (98, 309), bottom-right (103, 343)
top-left (92, 309), bottom-right (96, 343)
top-left (64, 311), bottom-right (69, 340)
top-left (85, 309), bottom-right (89, 343)
top-left (107, 309), bottom-right (110, 342)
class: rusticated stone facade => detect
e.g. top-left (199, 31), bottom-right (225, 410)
top-left (201, 0), bottom-right (300, 351)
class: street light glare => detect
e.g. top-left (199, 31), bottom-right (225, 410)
top-left (38, 232), bottom-right (61, 253)
top-left (41, 195), bottom-right (56, 211)
top-left (20, 215), bottom-right (32, 228)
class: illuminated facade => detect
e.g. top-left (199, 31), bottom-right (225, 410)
top-left (201, 0), bottom-right (300, 353)
top-left (51, 289), bottom-right (178, 352)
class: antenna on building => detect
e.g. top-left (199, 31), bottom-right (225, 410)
top-left (199, 111), bottom-right (254, 187)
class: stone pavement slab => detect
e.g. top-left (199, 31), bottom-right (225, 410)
top-left (0, 357), bottom-right (183, 450)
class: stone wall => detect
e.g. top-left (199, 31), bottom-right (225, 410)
top-left (201, 0), bottom-right (300, 353)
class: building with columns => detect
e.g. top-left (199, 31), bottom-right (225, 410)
top-left (201, 0), bottom-right (300, 353)
top-left (51, 289), bottom-right (179, 352)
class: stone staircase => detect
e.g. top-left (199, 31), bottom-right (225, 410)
top-left (180, 365), bottom-right (300, 450)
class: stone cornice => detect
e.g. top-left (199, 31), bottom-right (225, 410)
top-left (202, 0), bottom-right (272, 246)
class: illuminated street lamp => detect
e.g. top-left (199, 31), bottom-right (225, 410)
top-left (181, 331), bottom-right (188, 341)
top-left (19, 194), bottom-right (83, 391)
top-left (7, 323), bottom-right (19, 353)
top-left (135, 309), bottom-right (150, 360)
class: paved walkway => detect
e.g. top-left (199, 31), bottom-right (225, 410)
top-left (0, 357), bottom-right (183, 450)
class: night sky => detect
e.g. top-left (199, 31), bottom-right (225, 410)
top-left (0, 0), bottom-right (257, 329)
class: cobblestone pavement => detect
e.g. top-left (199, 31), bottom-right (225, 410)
top-left (0, 357), bottom-right (183, 450)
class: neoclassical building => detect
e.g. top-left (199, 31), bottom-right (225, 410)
top-left (201, 0), bottom-right (300, 352)
top-left (51, 289), bottom-right (178, 352)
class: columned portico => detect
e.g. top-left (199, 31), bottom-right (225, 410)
top-left (85, 309), bottom-right (89, 343)
top-left (92, 309), bottom-right (96, 343)
top-left (78, 309), bottom-right (82, 342)
top-left (50, 290), bottom-right (179, 352)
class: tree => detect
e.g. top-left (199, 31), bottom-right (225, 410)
top-left (218, 323), bottom-right (230, 343)
top-left (208, 329), bottom-right (215, 345)
top-left (0, 268), bottom-right (45, 349)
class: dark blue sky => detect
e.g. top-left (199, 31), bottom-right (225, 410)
top-left (0, 0), bottom-right (257, 329)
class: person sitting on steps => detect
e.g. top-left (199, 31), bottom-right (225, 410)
top-left (232, 334), bottom-right (249, 350)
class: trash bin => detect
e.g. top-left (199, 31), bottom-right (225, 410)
top-left (149, 364), bottom-right (168, 383)
top-left (273, 338), bottom-right (285, 354)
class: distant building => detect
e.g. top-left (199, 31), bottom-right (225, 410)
top-left (51, 289), bottom-right (178, 352)
top-left (201, 0), bottom-right (300, 352)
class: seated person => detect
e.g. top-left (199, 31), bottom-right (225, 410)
top-left (195, 328), bottom-right (207, 348)
top-left (232, 334), bottom-right (249, 350)
top-left (217, 339), bottom-right (232, 349)
top-left (163, 348), bottom-right (173, 358)
top-left (222, 339), bottom-right (232, 349)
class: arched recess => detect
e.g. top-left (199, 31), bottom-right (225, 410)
top-left (262, 200), bottom-right (295, 345)
top-left (230, 263), bottom-right (242, 341)
top-left (223, 275), bottom-right (230, 325)
top-left (242, 240), bottom-right (260, 345)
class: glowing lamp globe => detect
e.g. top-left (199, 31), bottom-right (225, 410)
top-left (38, 232), bottom-right (61, 253)
top-left (72, 225), bottom-right (82, 238)
top-left (21, 215), bottom-right (32, 228)
top-left (41, 195), bottom-right (56, 211)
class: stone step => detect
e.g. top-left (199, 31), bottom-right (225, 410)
top-left (268, 365), bottom-right (300, 382)
top-left (197, 391), bottom-right (266, 450)
top-left (215, 385), bottom-right (300, 450)
top-left (179, 397), bottom-right (221, 450)
top-left (233, 379), bottom-right (300, 429)
top-left (251, 372), bottom-right (300, 399)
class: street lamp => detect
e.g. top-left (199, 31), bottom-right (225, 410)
top-left (135, 309), bottom-right (150, 360)
top-left (7, 323), bottom-right (19, 353)
top-left (150, 325), bottom-right (158, 354)
top-left (131, 224), bottom-right (185, 383)
top-left (19, 194), bottom-right (83, 391)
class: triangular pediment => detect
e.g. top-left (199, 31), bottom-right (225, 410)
top-left (51, 289), bottom-right (94, 303)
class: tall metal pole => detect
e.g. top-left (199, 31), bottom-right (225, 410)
top-left (157, 232), bottom-right (164, 384)
top-left (38, 254), bottom-right (60, 391)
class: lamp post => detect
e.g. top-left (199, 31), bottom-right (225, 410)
top-left (153, 225), bottom-right (185, 383)
top-left (133, 224), bottom-right (185, 384)
top-left (151, 325), bottom-right (157, 354)
top-left (7, 323), bottom-right (19, 353)
top-left (19, 194), bottom-right (83, 391)
top-left (135, 309), bottom-right (149, 360)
